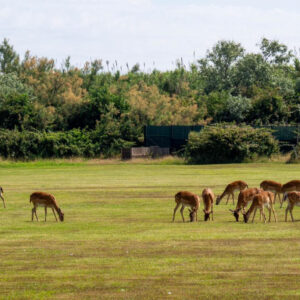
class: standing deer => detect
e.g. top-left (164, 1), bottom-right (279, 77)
top-left (242, 191), bottom-right (277, 223)
top-left (173, 191), bottom-right (200, 222)
top-left (281, 180), bottom-right (300, 208)
top-left (260, 180), bottom-right (282, 204)
top-left (229, 188), bottom-right (261, 222)
top-left (282, 191), bottom-right (300, 222)
top-left (0, 186), bottom-right (5, 208)
top-left (202, 188), bottom-right (214, 221)
top-left (30, 192), bottom-right (64, 222)
top-left (216, 181), bottom-right (248, 205)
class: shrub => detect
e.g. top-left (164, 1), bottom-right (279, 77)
top-left (0, 129), bottom-right (134, 160)
top-left (185, 124), bottom-right (279, 164)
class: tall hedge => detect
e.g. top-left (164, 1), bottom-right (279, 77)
top-left (185, 124), bottom-right (279, 164)
top-left (0, 129), bottom-right (133, 160)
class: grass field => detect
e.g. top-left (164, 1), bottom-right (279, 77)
top-left (0, 160), bottom-right (299, 299)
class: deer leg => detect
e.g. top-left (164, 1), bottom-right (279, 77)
top-left (232, 193), bottom-right (234, 205)
top-left (32, 208), bottom-right (34, 221)
top-left (180, 205), bottom-right (185, 222)
top-left (251, 208), bottom-right (257, 223)
top-left (289, 204), bottom-right (295, 222)
top-left (33, 207), bottom-right (38, 221)
top-left (272, 205), bottom-right (277, 222)
top-left (226, 194), bottom-right (230, 205)
top-left (280, 196), bottom-right (284, 208)
top-left (261, 207), bottom-right (266, 223)
top-left (268, 207), bottom-right (271, 222)
top-left (0, 195), bottom-right (5, 208)
top-left (285, 206), bottom-right (289, 222)
top-left (52, 207), bottom-right (58, 222)
top-left (172, 203), bottom-right (180, 222)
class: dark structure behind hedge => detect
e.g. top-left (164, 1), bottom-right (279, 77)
top-left (144, 125), bottom-right (298, 151)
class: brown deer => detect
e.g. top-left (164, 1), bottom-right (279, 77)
top-left (173, 191), bottom-right (200, 222)
top-left (0, 186), bottom-right (5, 208)
top-left (242, 191), bottom-right (277, 223)
top-left (282, 191), bottom-right (300, 222)
top-left (216, 181), bottom-right (248, 205)
top-left (202, 188), bottom-right (214, 221)
top-left (281, 180), bottom-right (300, 208)
top-left (229, 188), bottom-right (261, 222)
top-left (30, 192), bottom-right (64, 222)
top-left (260, 180), bottom-right (282, 204)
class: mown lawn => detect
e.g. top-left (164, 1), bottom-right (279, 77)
top-left (0, 161), bottom-right (299, 299)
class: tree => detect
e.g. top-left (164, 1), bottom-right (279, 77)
top-left (198, 40), bottom-right (245, 93)
top-left (259, 38), bottom-right (293, 65)
top-left (0, 38), bottom-right (20, 74)
top-left (233, 54), bottom-right (271, 95)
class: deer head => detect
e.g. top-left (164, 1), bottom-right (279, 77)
top-left (229, 209), bottom-right (240, 222)
top-left (203, 209), bottom-right (212, 221)
top-left (57, 208), bottom-right (64, 222)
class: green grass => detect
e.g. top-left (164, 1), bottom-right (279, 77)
top-left (0, 161), bottom-right (299, 299)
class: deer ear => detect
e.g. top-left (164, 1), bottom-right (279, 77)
top-left (229, 209), bottom-right (234, 212)
top-left (203, 209), bottom-right (206, 213)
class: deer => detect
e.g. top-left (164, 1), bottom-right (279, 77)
top-left (30, 192), bottom-right (64, 222)
top-left (282, 191), bottom-right (300, 222)
top-left (260, 180), bottom-right (282, 204)
top-left (280, 180), bottom-right (300, 208)
top-left (242, 191), bottom-right (277, 223)
top-left (229, 188), bottom-right (261, 222)
top-left (202, 188), bottom-right (214, 221)
top-left (216, 180), bottom-right (248, 205)
top-left (0, 186), bottom-right (5, 208)
top-left (172, 191), bottom-right (200, 222)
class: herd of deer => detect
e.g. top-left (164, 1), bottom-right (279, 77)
top-left (0, 179), bottom-right (299, 224)
top-left (172, 180), bottom-right (300, 223)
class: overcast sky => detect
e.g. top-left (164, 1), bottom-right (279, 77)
top-left (1, 0), bottom-right (300, 71)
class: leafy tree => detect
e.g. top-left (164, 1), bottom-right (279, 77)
top-left (0, 38), bottom-right (20, 74)
top-left (248, 89), bottom-right (288, 124)
top-left (233, 54), bottom-right (271, 96)
top-left (198, 40), bottom-right (245, 93)
top-left (259, 38), bottom-right (293, 65)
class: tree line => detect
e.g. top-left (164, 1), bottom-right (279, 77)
top-left (0, 37), bottom-right (300, 158)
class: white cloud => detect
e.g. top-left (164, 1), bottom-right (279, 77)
top-left (0, 0), bottom-right (300, 70)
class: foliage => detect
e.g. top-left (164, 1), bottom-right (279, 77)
top-left (185, 124), bottom-right (279, 164)
top-left (0, 37), bottom-right (299, 159)
top-left (0, 129), bottom-right (132, 159)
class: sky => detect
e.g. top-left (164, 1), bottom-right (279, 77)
top-left (1, 0), bottom-right (300, 71)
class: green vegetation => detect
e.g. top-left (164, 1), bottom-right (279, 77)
top-left (1, 38), bottom-right (300, 158)
top-left (0, 162), bottom-right (299, 299)
top-left (185, 125), bottom-right (279, 164)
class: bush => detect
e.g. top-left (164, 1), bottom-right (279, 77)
top-left (0, 129), bottom-right (134, 160)
top-left (185, 124), bottom-right (279, 164)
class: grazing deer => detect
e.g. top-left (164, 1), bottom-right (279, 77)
top-left (260, 180), bottom-right (282, 204)
top-left (229, 188), bottom-right (260, 222)
top-left (216, 181), bottom-right (248, 205)
top-left (173, 191), bottom-right (200, 222)
top-left (282, 191), bottom-right (300, 222)
top-left (30, 192), bottom-right (64, 222)
top-left (242, 191), bottom-right (277, 223)
top-left (202, 188), bottom-right (214, 221)
top-left (0, 186), bottom-right (5, 208)
top-left (281, 180), bottom-right (300, 208)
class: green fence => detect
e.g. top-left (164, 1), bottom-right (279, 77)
top-left (144, 125), bottom-right (299, 151)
